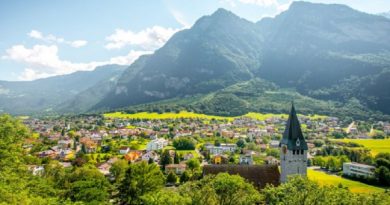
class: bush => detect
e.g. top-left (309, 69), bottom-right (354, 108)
top-left (173, 138), bottom-right (196, 150)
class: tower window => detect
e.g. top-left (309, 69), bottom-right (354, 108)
top-left (293, 150), bottom-right (295, 155)
top-left (301, 150), bottom-right (304, 155)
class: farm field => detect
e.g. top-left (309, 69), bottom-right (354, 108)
top-left (336, 139), bottom-right (390, 156)
top-left (104, 111), bottom-right (234, 121)
top-left (307, 169), bottom-right (385, 193)
top-left (104, 111), bottom-right (327, 121)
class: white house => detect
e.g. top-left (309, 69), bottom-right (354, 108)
top-left (29, 165), bottom-right (45, 176)
top-left (239, 154), bottom-right (253, 165)
top-left (205, 143), bottom-right (237, 155)
top-left (146, 138), bottom-right (168, 151)
top-left (142, 151), bottom-right (159, 162)
top-left (343, 162), bottom-right (375, 178)
top-left (119, 146), bottom-right (130, 154)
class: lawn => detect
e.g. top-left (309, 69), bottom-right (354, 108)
top-left (336, 139), bottom-right (390, 156)
top-left (176, 150), bottom-right (200, 158)
top-left (307, 169), bottom-right (385, 193)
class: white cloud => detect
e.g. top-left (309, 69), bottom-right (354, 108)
top-left (28, 29), bottom-right (88, 48)
top-left (28, 30), bottom-right (43, 39)
top-left (170, 9), bottom-right (192, 28)
top-left (238, 0), bottom-right (278, 6)
top-left (277, 1), bottom-right (291, 13)
top-left (105, 26), bottom-right (181, 50)
top-left (2, 44), bottom-right (151, 81)
top-left (70, 40), bottom-right (88, 48)
top-left (109, 50), bottom-right (152, 65)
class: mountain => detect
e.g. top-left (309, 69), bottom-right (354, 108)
top-left (1, 2), bottom-right (390, 119)
top-left (0, 65), bottom-right (125, 115)
top-left (94, 2), bottom-right (390, 118)
top-left (379, 11), bottom-right (390, 19)
top-left (94, 9), bottom-right (264, 109)
top-left (256, 2), bottom-right (390, 114)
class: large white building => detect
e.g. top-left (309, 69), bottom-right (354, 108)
top-left (343, 162), bottom-right (375, 178)
top-left (205, 143), bottom-right (237, 155)
top-left (146, 138), bottom-right (168, 151)
top-left (279, 104), bottom-right (308, 183)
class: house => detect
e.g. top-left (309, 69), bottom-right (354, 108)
top-left (119, 146), bottom-right (130, 155)
top-left (142, 151), bottom-right (159, 162)
top-left (165, 164), bottom-right (187, 175)
top-left (80, 138), bottom-right (97, 153)
top-left (203, 164), bottom-right (280, 189)
top-left (146, 138), bottom-right (168, 151)
top-left (59, 162), bottom-right (72, 168)
top-left (212, 154), bottom-right (228, 164)
top-left (29, 165), bottom-right (45, 176)
top-left (98, 163), bottom-right (111, 175)
top-left (343, 162), bottom-right (375, 178)
top-left (204, 143), bottom-right (237, 155)
top-left (58, 139), bottom-right (72, 149)
top-left (183, 153), bottom-right (194, 161)
top-left (221, 129), bottom-right (234, 138)
top-left (239, 154), bottom-right (253, 165)
top-left (265, 156), bottom-right (279, 165)
top-left (124, 151), bottom-right (142, 162)
top-left (37, 150), bottom-right (57, 158)
top-left (269, 140), bottom-right (280, 148)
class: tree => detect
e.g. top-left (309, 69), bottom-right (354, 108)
top-left (81, 144), bottom-right (87, 154)
top-left (141, 189), bottom-right (191, 205)
top-left (180, 171), bottom-right (191, 183)
top-left (0, 115), bottom-right (60, 204)
top-left (186, 158), bottom-right (200, 173)
top-left (66, 166), bottom-right (111, 204)
top-left (376, 166), bottom-right (390, 186)
top-left (214, 139), bottom-right (221, 147)
top-left (236, 139), bottom-right (246, 148)
top-left (263, 176), bottom-right (390, 205)
top-left (173, 138), bottom-right (195, 150)
top-left (110, 159), bottom-right (129, 183)
top-left (119, 162), bottom-right (165, 204)
top-left (148, 157), bottom-right (154, 164)
top-left (178, 173), bottom-right (260, 205)
top-left (160, 150), bottom-right (172, 170)
top-left (166, 172), bottom-right (178, 184)
top-left (174, 151), bottom-right (180, 164)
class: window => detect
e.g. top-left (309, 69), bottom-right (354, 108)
top-left (293, 150), bottom-right (295, 155)
top-left (301, 150), bottom-right (304, 155)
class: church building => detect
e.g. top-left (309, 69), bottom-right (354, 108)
top-left (279, 103), bottom-right (308, 183)
top-left (203, 103), bottom-right (308, 188)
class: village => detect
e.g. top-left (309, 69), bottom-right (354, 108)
top-left (21, 111), bottom-right (390, 190)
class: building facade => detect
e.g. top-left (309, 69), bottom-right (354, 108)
top-left (279, 104), bottom-right (308, 183)
top-left (343, 162), bottom-right (375, 178)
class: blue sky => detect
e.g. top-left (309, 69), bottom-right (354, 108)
top-left (1, 0), bottom-right (389, 81)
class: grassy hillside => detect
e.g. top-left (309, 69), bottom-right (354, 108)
top-left (335, 139), bottom-right (390, 156)
top-left (308, 169), bottom-right (385, 193)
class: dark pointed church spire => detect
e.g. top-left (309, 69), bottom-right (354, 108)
top-left (279, 103), bottom-right (308, 150)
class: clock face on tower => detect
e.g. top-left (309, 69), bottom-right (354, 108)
top-left (296, 138), bottom-right (300, 146)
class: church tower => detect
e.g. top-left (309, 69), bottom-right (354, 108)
top-left (279, 103), bottom-right (308, 183)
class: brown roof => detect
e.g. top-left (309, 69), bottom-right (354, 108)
top-left (203, 164), bottom-right (280, 189)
